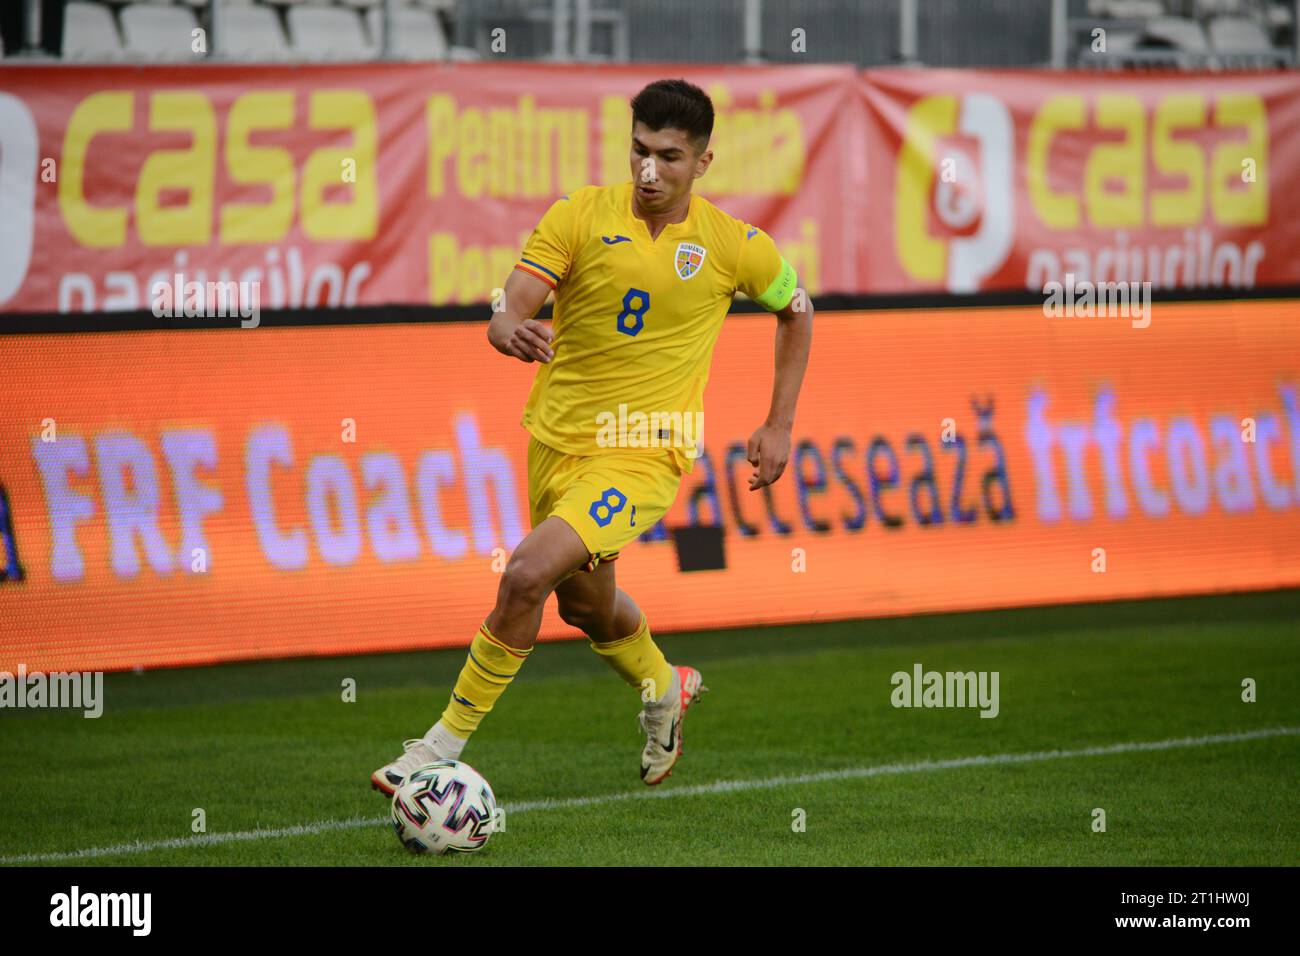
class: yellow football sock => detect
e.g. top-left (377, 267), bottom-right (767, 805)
top-left (440, 623), bottom-right (532, 739)
top-left (589, 613), bottom-right (674, 702)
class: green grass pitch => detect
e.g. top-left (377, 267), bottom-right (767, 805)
top-left (1, 589), bottom-right (1297, 866)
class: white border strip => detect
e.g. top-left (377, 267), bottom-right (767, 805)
top-left (3, 726), bottom-right (1295, 865)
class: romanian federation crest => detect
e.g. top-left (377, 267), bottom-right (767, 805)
top-left (674, 242), bottom-right (707, 280)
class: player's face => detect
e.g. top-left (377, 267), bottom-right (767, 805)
top-left (630, 122), bottom-right (712, 213)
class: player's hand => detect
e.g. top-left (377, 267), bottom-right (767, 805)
top-left (502, 318), bottom-right (554, 363)
top-left (746, 422), bottom-right (791, 491)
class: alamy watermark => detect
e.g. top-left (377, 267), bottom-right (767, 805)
top-left (151, 274), bottom-right (261, 328)
top-left (50, 886), bottom-right (150, 936)
top-left (1043, 273), bottom-right (1151, 329)
top-left (890, 662), bottom-right (999, 718)
top-left (1, 664), bottom-right (103, 718)
top-left (595, 403), bottom-right (704, 459)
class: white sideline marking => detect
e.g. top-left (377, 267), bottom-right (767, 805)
top-left (3, 726), bottom-right (1295, 865)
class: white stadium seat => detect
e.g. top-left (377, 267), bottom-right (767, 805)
top-left (1091, 1), bottom-right (1166, 18)
top-left (63, 2), bottom-right (126, 62)
top-left (1106, 31), bottom-right (1141, 54)
top-left (1195, 0), bottom-right (1246, 16)
top-left (1208, 16), bottom-right (1273, 54)
top-left (222, 5), bottom-right (293, 61)
top-left (365, 6), bottom-right (448, 60)
top-left (1142, 16), bottom-right (1210, 52)
top-left (287, 5), bottom-right (375, 61)
top-left (1266, 4), bottom-right (1293, 30)
top-left (121, 3), bottom-right (205, 62)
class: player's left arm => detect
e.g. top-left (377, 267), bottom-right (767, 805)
top-left (736, 231), bottom-right (813, 491)
top-left (747, 289), bottom-right (813, 491)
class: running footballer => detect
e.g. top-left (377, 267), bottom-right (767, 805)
top-left (373, 78), bottom-right (813, 792)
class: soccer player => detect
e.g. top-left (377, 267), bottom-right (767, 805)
top-left (373, 78), bottom-right (812, 792)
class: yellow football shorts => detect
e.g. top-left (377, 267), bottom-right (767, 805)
top-left (527, 435), bottom-right (682, 572)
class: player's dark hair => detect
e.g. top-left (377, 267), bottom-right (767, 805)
top-left (630, 79), bottom-right (714, 152)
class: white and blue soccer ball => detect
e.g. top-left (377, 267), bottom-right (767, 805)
top-left (390, 760), bottom-right (497, 855)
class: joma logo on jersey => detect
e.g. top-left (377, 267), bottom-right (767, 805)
top-left (674, 243), bottom-right (707, 280)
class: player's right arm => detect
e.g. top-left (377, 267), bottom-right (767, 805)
top-left (486, 269), bottom-right (554, 363)
top-left (488, 193), bottom-right (580, 363)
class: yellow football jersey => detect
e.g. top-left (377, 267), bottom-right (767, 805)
top-left (514, 180), bottom-right (798, 474)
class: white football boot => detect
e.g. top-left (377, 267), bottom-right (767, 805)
top-left (370, 739), bottom-right (441, 796)
top-left (638, 665), bottom-right (708, 785)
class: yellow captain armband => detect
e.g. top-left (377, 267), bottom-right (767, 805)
top-left (754, 257), bottom-right (798, 311)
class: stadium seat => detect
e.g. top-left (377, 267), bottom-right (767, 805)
top-left (1265, 3), bottom-right (1293, 31)
top-left (1208, 15), bottom-right (1273, 53)
top-left (365, 6), bottom-right (448, 60)
top-left (63, 2), bottom-right (126, 62)
top-left (1141, 16), bottom-right (1210, 52)
top-left (287, 5), bottom-right (375, 61)
top-left (1090, 0), bottom-right (1166, 18)
top-left (1195, 0), bottom-right (1246, 16)
top-left (222, 5), bottom-right (293, 61)
top-left (1105, 31), bottom-right (1142, 54)
top-left (121, 3), bottom-right (205, 62)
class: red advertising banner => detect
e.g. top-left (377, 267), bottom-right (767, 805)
top-left (0, 62), bottom-right (858, 314)
top-left (861, 68), bottom-right (1300, 293)
top-left (3, 63), bottom-right (1300, 310)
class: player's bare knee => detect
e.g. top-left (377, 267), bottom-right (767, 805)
top-left (498, 556), bottom-right (553, 610)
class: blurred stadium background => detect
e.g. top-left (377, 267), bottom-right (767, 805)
top-left (1, 0), bottom-right (1297, 67)
top-left (0, 0), bottom-right (1297, 866)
